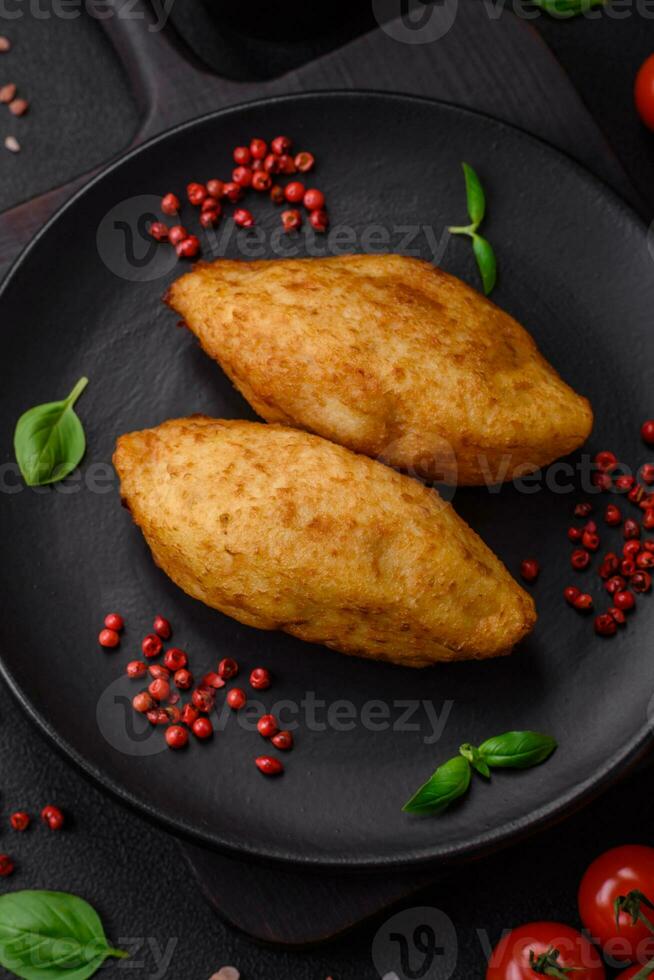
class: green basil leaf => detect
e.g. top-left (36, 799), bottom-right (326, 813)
top-left (14, 377), bottom-right (88, 486)
top-left (462, 162), bottom-right (486, 228)
top-left (0, 890), bottom-right (127, 979)
top-left (531, 0), bottom-right (605, 17)
top-left (459, 742), bottom-right (490, 779)
top-left (473, 758), bottom-right (490, 778)
top-left (472, 234), bottom-right (497, 296)
top-left (478, 731), bottom-right (557, 769)
top-left (403, 755), bottom-right (471, 815)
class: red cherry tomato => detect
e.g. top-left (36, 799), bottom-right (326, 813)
top-left (615, 967), bottom-right (646, 979)
top-left (579, 845), bottom-right (654, 965)
top-left (635, 54), bottom-right (654, 130)
top-left (486, 922), bottom-right (605, 979)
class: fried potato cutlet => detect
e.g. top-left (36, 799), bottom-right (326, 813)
top-left (114, 417), bottom-right (536, 666)
top-left (165, 254), bottom-right (593, 485)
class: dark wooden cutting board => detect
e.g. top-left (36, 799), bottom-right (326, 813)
top-left (0, 0), bottom-right (643, 947)
top-left (0, 0), bottom-right (642, 281)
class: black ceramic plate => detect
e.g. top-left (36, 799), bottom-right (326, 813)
top-left (1, 92), bottom-right (653, 871)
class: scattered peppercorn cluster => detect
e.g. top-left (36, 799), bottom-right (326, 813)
top-left (0, 805), bottom-right (65, 880)
top-left (0, 35), bottom-right (29, 155)
top-left (99, 612), bottom-right (291, 773)
top-left (148, 135), bottom-right (327, 260)
top-left (562, 420), bottom-right (654, 638)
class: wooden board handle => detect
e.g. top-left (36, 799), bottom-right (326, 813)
top-left (0, 0), bottom-right (250, 277)
top-left (100, 0), bottom-right (236, 141)
top-left (0, 0), bottom-right (640, 280)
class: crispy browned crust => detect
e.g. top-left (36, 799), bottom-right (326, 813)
top-left (165, 254), bottom-right (593, 485)
top-left (114, 417), bottom-right (536, 666)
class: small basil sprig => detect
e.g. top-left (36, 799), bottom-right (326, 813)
top-left (448, 162), bottom-right (497, 296)
top-left (532, 0), bottom-right (605, 17)
top-left (0, 890), bottom-right (127, 979)
top-left (14, 376), bottom-right (88, 486)
top-left (403, 730), bottom-right (556, 815)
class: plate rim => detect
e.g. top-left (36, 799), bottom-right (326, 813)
top-left (1, 88), bottom-right (652, 872)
